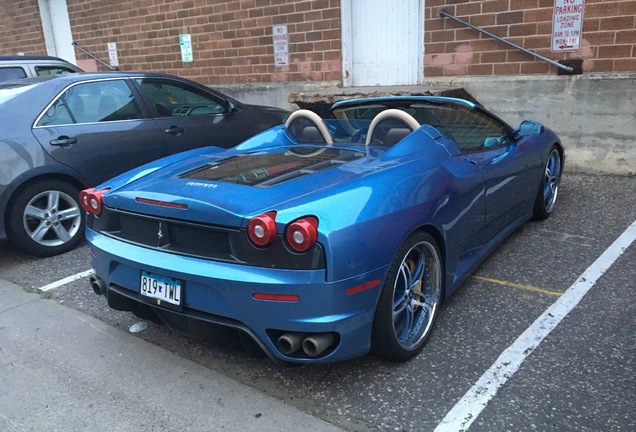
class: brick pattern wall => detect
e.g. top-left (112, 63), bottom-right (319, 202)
top-left (425, 0), bottom-right (636, 76)
top-left (2, 1), bottom-right (635, 83)
top-left (0, 1), bottom-right (46, 56)
top-left (68, 0), bottom-right (342, 84)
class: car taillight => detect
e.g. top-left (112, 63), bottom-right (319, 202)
top-left (285, 216), bottom-right (318, 253)
top-left (79, 188), bottom-right (109, 216)
top-left (247, 212), bottom-right (277, 247)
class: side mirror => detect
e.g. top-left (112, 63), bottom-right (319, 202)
top-left (227, 100), bottom-right (237, 114)
top-left (483, 136), bottom-right (502, 148)
top-left (515, 120), bottom-right (544, 138)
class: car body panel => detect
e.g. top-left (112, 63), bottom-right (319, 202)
top-left (84, 96), bottom-right (563, 363)
top-left (32, 118), bottom-right (169, 184)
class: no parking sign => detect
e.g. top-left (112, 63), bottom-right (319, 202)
top-left (551, 0), bottom-right (585, 53)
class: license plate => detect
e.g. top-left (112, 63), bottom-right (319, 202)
top-left (140, 271), bottom-right (182, 307)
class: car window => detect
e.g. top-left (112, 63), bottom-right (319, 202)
top-left (0, 67), bottom-right (28, 82)
top-left (34, 65), bottom-right (78, 77)
top-left (37, 79), bottom-right (143, 126)
top-left (38, 98), bottom-right (74, 126)
top-left (135, 78), bottom-right (227, 117)
top-left (431, 105), bottom-right (511, 153)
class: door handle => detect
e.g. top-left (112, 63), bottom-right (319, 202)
top-left (50, 136), bottom-right (78, 146)
top-left (164, 126), bottom-right (184, 135)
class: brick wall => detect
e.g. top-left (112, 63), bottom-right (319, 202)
top-left (0, 1), bottom-right (46, 56)
top-left (67, 0), bottom-right (342, 84)
top-left (2, 1), bottom-right (634, 83)
top-left (425, 0), bottom-right (636, 76)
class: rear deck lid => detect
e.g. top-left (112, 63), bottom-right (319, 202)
top-left (105, 146), bottom-right (367, 226)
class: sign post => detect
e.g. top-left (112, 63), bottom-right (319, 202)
top-left (551, 0), bottom-right (585, 53)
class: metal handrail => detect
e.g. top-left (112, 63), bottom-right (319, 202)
top-left (72, 42), bottom-right (118, 71)
top-left (439, 9), bottom-right (573, 73)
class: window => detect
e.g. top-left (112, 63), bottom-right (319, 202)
top-left (431, 106), bottom-right (511, 153)
top-left (34, 65), bottom-right (77, 77)
top-left (331, 101), bottom-right (513, 151)
top-left (136, 78), bottom-right (226, 117)
top-left (38, 99), bottom-right (73, 126)
top-left (38, 79), bottom-right (142, 126)
top-left (0, 67), bottom-right (27, 82)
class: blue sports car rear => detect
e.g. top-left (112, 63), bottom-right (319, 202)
top-left (85, 97), bottom-right (563, 364)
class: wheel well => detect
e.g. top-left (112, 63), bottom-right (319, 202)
top-left (554, 142), bottom-right (565, 163)
top-left (414, 224), bottom-right (447, 297)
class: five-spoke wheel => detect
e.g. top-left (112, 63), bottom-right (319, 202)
top-left (7, 179), bottom-right (84, 256)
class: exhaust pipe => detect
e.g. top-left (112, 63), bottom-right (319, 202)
top-left (90, 275), bottom-right (106, 295)
top-left (277, 332), bottom-right (306, 355)
top-left (302, 333), bottom-right (335, 358)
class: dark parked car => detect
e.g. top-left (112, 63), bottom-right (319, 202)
top-left (0, 55), bottom-right (82, 83)
top-left (84, 96), bottom-right (563, 364)
top-left (0, 72), bottom-right (288, 256)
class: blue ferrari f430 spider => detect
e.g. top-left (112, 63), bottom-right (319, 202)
top-left (84, 96), bottom-right (563, 364)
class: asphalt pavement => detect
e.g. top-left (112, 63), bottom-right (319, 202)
top-left (1, 173), bottom-right (634, 432)
top-left (0, 278), bottom-right (343, 432)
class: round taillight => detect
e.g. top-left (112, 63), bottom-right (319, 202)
top-left (79, 189), bottom-right (91, 211)
top-left (79, 187), bottom-right (108, 216)
top-left (247, 212), bottom-right (277, 247)
top-left (285, 216), bottom-right (318, 253)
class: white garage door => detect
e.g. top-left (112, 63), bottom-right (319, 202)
top-left (342, 0), bottom-right (424, 86)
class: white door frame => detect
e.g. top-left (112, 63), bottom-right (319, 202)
top-left (341, 0), bottom-right (424, 87)
top-left (38, 0), bottom-right (77, 64)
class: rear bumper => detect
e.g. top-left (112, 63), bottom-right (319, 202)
top-left (87, 229), bottom-right (388, 364)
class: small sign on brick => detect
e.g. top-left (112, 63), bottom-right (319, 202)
top-left (551, 0), bottom-right (585, 53)
top-left (273, 24), bottom-right (289, 67)
top-left (107, 42), bottom-right (119, 67)
top-left (180, 34), bottom-right (193, 63)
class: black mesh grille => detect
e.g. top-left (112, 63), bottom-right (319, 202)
top-left (88, 208), bottom-right (325, 270)
top-left (90, 208), bottom-right (238, 261)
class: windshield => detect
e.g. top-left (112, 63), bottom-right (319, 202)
top-left (330, 100), bottom-right (512, 150)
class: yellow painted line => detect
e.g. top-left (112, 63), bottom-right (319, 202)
top-left (471, 275), bottom-right (562, 297)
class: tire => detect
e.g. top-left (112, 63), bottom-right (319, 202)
top-left (372, 231), bottom-right (443, 361)
top-left (533, 146), bottom-right (563, 220)
top-left (7, 179), bottom-right (85, 256)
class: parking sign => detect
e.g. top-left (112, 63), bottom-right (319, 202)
top-left (551, 0), bottom-right (585, 53)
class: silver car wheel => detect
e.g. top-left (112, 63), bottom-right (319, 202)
top-left (391, 239), bottom-right (442, 350)
top-left (543, 148), bottom-right (562, 214)
top-left (372, 232), bottom-right (443, 361)
top-left (22, 189), bottom-right (82, 247)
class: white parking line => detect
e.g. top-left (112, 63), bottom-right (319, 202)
top-left (436, 220), bottom-right (636, 432)
top-left (39, 269), bottom-right (94, 292)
